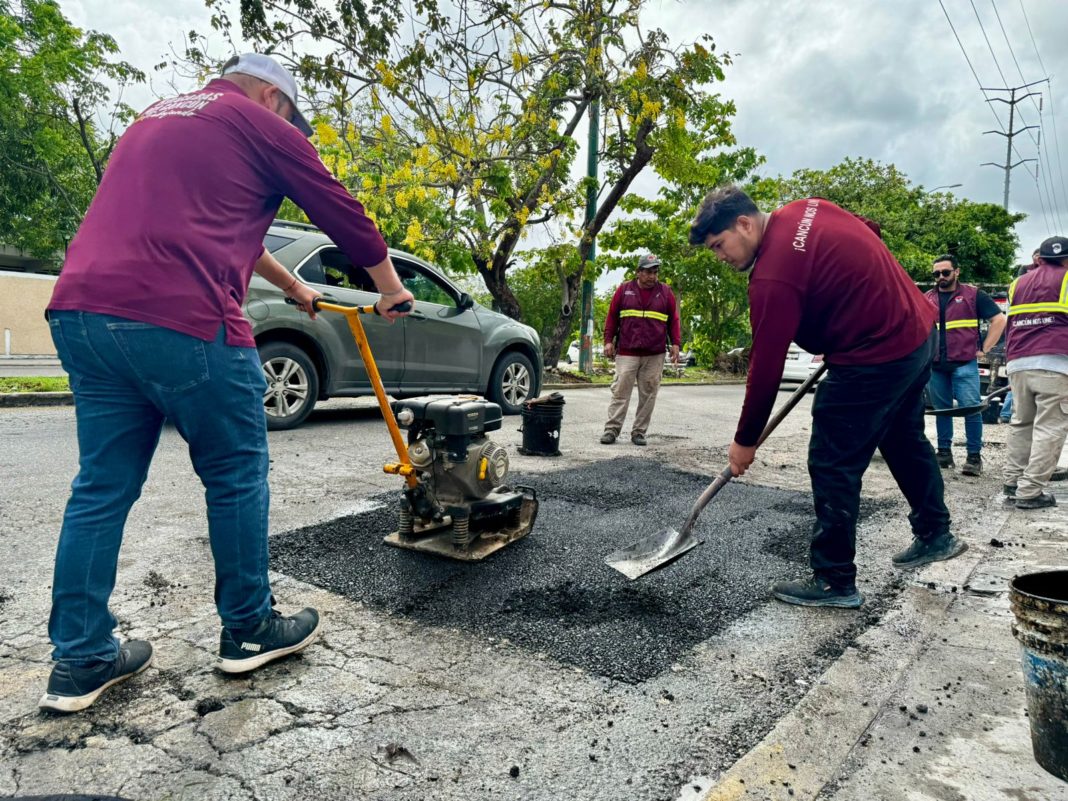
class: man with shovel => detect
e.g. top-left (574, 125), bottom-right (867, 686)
top-left (41, 53), bottom-right (414, 712)
top-left (689, 186), bottom-right (967, 609)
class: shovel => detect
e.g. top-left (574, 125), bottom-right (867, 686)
top-left (925, 384), bottom-right (1009, 417)
top-left (605, 361), bottom-right (829, 580)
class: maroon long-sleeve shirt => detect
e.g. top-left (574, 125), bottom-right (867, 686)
top-left (603, 280), bottom-right (681, 356)
top-left (735, 199), bottom-right (935, 446)
top-left (50, 79), bottom-right (388, 347)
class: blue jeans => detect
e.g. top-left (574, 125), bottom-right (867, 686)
top-left (926, 360), bottom-right (983, 454)
top-left (48, 311), bottom-right (273, 666)
top-left (1000, 390), bottom-right (1013, 422)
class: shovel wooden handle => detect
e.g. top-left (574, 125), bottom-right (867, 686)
top-left (679, 362), bottom-right (829, 537)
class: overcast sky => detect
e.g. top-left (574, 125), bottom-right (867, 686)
top-left (63, 0), bottom-right (1068, 268)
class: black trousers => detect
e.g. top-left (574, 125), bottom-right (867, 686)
top-left (808, 331), bottom-right (950, 588)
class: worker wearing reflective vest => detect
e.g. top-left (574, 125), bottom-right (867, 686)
top-left (599, 254), bottom-right (681, 446)
top-left (924, 254), bottom-right (1006, 476)
top-left (1002, 235), bottom-right (1068, 510)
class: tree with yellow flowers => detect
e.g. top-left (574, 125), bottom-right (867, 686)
top-left (187, 0), bottom-right (754, 363)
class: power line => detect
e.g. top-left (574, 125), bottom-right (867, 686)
top-left (939, 0), bottom-right (1007, 133)
top-left (1018, 0), bottom-right (1068, 230)
top-left (989, 0), bottom-right (1063, 226)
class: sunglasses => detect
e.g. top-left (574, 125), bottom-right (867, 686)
top-left (931, 268), bottom-right (955, 278)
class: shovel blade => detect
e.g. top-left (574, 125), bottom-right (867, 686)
top-left (926, 402), bottom-right (989, 418)
top-left (604, 527), bottom-right (701, 580)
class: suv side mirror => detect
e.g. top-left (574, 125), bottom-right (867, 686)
top-left (457, 292), bottom-right (474, 310)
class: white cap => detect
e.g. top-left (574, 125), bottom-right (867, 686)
top-left (221, 53), bottom-right (314, 138)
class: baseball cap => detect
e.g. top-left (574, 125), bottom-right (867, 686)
top-left (1037, 235), bottom-right (1068, 261)
top-left (637, 254), bottom-right (661, 271)
top-left (221, 53), bottom-right (314, 138)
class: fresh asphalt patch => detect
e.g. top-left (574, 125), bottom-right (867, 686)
top-left (271, 456), bottom-right (881, 683)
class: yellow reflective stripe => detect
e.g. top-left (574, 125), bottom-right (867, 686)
top-left (1061, 271), bottom-right (1068, 304)
top-left (619, 309), bottom-right (669, 322)
top-left (943, 319), bottom-right (979, 330)
top-left (1007, 302), bottom-right (1068, 316)
top-left (1008, 276), bottom-right (1020, 304)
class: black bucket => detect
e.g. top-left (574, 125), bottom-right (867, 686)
top-left (1009, 570), bottom-right (1068, 781)
top-left (518, 392), bottom-right (565, 456)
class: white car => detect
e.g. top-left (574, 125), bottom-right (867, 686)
top-left (780, 344), bottom-right (824, 388)
top-left (564, 340), bottom-right (604, 363)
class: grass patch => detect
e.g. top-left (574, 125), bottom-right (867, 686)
top-left (0, 376), bottom-right (70, 393)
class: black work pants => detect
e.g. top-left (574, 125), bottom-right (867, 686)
top-left (808, 331), bottom-right (950, 588)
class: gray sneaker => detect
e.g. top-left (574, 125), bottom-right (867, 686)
top-left (631, 432), bottom-right (647, 446)
top-left (39, 640), bottom-right (153, 713)
top-left (892, 533), bottom-right (968, 569)
top-left (1015, 493), bottom-right (1057, 510)
top-left (599, 431), bottom-right (617, 445)
top-left (771, 575), bottom-right (863, 609)
top-left (219, 608), bottom-right (321, 674)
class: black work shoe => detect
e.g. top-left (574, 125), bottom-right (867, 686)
top-left (218, 608), bottom-right (321, 674)
top-left (1051, 468), bottom-right (1068, 482)
top-left (771, 575), bottom-right (863, 609)
top-left (961, 453), bottom-right (982, 477)
top-left (39, 640), bottom-right (153, 713)
top-left (1003, 483), bottom-right (1017, 497)
top-left (599, 431), bottom-right (617, 445)
top-left (935, 449), bottom-right (954, 469)
top-left (892, 533), bottom-right (968, 569)
top-left (631, 432), bottom-right (647, 446)
top-left (1015, 493), bottom-right (1057, 510)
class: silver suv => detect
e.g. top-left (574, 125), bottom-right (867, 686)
top-left (247, 222), bottom-right (543, 430)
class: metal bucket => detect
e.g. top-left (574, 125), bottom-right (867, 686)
top-left (1009, 570), bottom-right (1068, 781)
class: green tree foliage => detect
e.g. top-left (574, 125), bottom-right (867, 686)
top-left (0, 0), bottom-right (144, 259)
top-left (749, 158), bottom-right (1023, 283)
top-left (187, 0), bottom-right (751, 364)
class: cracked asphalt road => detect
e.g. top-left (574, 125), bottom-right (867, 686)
top-left (0, 386), bottom-right (1001, 800)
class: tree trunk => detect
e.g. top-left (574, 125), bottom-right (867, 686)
top-left (475, 252), bottom-right (523, 322)
top-left (542, 271), bottom-right (583, 366)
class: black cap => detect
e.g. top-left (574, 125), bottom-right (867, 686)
top-left (637, 253), bottom-right (661, 271)
top-left (1038, 236), bottom-right (1068, 261)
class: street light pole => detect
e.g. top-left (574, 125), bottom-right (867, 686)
top-left (930, 183), bottom-right (963, 192)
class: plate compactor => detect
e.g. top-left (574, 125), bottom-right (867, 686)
top-left (304, 295), bottom-right (537, 561)
top-left (386, 395), bottom-right (538, 559)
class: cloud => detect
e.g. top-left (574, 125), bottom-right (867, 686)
top-left (66, 0), bottom-right (1068, 263)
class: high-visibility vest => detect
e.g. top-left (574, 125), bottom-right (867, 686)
top-left (925, 283), bottom-right (980, 362)
top-left (1006, 264), bottom-right (1068, 361)
top-left (614, 280), bottom-right (675, 353)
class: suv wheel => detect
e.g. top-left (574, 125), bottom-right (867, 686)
top-left (259, 342), bottom-right (320, 430)
top-left (488, 351), bottom-right (535, 414)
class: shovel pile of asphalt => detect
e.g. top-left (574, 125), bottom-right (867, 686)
top-left (271, 456), bottom-right (847, 683)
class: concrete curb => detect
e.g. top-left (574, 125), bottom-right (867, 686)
top-left (697, 496), bottom-right (1023, 801)
top-left (0, 391), bottom-right (73, 407)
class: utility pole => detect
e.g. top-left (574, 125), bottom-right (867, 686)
top-left (980, 80), bottom-right (1043, 210)
top-left (578, 26), bottom-right (601, 376)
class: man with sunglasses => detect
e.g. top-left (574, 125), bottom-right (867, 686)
top-left (41, 53), bottom-right (415, 712)
top-left (924, 255), bottom-right (1006, 476)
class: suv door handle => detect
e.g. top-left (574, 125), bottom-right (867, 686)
top-left (408, 311), bottom-right (427, 321)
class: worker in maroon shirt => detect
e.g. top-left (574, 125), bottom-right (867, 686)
top-left (599, 254), bottom-right (682, 446)
top-left (40, 53), bottom-right (415, 713)
top-left (689, 186), bottom-right (967, 609)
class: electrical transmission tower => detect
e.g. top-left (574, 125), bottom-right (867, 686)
top-left (980, 79), bottom-right (1045, 210)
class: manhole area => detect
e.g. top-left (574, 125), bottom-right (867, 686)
top-left (272, 457), bottom-right (863, 683)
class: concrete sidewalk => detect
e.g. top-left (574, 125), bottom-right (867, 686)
top-left (697, 450), bottom-right (1068, 800)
